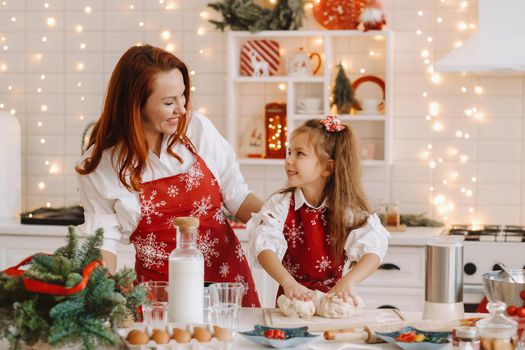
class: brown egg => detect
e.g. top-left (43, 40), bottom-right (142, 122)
top-left (193, 326), bottom-right (212, 342)
top-left (172, 328), bottom-right (191, 343)
top-left (126, 329), bottom-right (149, 345)
top-left (213, 325), bottom-right (232, 342)
top-left (150, 328), bottom-right (170, 344)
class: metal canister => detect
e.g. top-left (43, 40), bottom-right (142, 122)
top-left (425, 237), bottom-right (464, 303)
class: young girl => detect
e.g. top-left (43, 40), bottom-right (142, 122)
top-left (247, 116), bottom-right (389, 304)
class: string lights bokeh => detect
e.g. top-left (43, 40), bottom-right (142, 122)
top-left (0, 0), bottom-right (206, 209)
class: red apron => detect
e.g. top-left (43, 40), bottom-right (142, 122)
top-left (277, 193), bottom-right (346, 300)
top-left (129, 146), bottom-right (260, 307)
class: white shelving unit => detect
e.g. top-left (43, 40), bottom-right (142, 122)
top-left (226, 30), bottom-right (393, 166)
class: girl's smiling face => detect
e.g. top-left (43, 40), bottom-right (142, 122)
top-left (285, 132), bottom-right (332, 205)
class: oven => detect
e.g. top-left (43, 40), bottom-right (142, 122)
top-left (448, 225), bottom-right (525, 312)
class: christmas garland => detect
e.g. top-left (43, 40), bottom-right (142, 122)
top-left (207, 0), bottom-right (305, 32)
top-left (0, 226), bottom-right (147, 350)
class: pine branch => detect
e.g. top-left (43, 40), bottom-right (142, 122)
top-left (78, 228), bottom-right (103, 269)
top-left (49, 298), bottom-right (84, 319)
top-left (55, 226), bottom-right (79, 265)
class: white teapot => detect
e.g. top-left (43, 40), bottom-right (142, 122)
top-left (287, 47), bottom-right (322, 77)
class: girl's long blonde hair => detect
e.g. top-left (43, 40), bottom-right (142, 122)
top-left (287, 119), bottom-right (371, 263)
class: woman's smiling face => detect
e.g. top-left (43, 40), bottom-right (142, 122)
top-left (141, 68), bottom-right (186, 141)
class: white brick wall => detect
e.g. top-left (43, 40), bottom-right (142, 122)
top-left (1, 0), bottom-right (524, 225)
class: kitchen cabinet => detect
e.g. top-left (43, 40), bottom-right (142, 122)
top-left (226, 30), bottom-right (393, 166)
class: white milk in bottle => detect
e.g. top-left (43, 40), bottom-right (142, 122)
top-left (168, 217), bottom-right (204, 323)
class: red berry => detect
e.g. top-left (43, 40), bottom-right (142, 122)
top-left (516, 307), bottom-right (525, 318)
top-left (520, 290), bottom-right (525, 301)
top-left (507, 305), bottom-right (517, 316)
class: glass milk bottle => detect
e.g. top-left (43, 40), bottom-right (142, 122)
top-left (168, 217), bottom-right (204, 323)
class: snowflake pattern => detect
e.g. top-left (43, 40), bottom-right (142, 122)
top-left (304, 206), bottom-right (327, 226)
top-left (282, 256), bottom-right (301, 278)
top-left (213, 208), bottom-right (226, 224)
top-left (167, 184), bottom-right (179, 198)
top-left (323, 277), bottom-right (335, 286)
top-left (166, 216), bottom-right (178, 230)
top-left (235, 245), bottom-right (246, 262)
top-left (325, 234), bottom-right (334, 246)
top-left (284, 219), bottom-right (304, 248)
top-left (133, 232), bottom-right (169, 269)
top-left (140, 190), bottom-right (166, 225)
top-left (180, 162), bottom-right (204, 192)
top-left (219, 262), bottom-right (230, 277)
top-left (197, 229), bottom-right (220, 267)
top-left (234, 275), bottom-right (249, 295)
top-left (315, 256), bottom-right (332, 272)
top-left (191, 195), bottom-right (213, 218)
top-left (211, 178), bottom-right (217, 186)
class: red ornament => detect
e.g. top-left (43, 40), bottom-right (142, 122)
top-left (312, 0), bottom-right (366, 30)
top-left (264, 103), bottom-right (287, 159)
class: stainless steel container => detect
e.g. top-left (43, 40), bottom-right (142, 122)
top-left (425, 237), bottom-right (464, 303)
top-left (483, 269), bottom-right (525, 307)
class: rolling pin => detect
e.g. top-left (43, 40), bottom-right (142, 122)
top-left (324, 317), bottom-right (482, 343)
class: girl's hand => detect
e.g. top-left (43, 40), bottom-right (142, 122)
top-left (282, 278), bottom-right (314, 301)
top-left (327, 282), bottom-right (358, 305)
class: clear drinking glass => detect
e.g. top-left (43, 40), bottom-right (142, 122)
top-left (209, 282), bottom-right (244, 336)
top-left (141, 281), bottom-right (169, 328)
top-left (203, 286), bottom-right (212, 324)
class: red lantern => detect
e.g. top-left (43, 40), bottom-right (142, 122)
top-left (264, 103), bottom-right (287, 159)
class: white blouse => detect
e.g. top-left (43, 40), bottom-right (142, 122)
top-left (246, 188), bottom-right (390, 273)
top-left (76, 112), bottom-right (251, 255)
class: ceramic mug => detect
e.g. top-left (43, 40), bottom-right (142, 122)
top-left (361, 98), bottom-right (382, 113)
top-left (297, 98), bottom-right (322, 113)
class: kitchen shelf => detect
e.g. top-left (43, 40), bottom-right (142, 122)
top-left (226, 30), bottom-right (393, 165)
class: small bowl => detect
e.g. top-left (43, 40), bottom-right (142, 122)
top-left (239, 324), bottom-right (318, 348)
top-left (483, 269), bottom-right (525, 307)
top-left (375, 326), bottom-right (450, 350)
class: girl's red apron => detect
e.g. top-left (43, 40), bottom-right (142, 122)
top-left (129, 146), bottom-right (260, 307)
top-left (277, 193), bottom-right (346, 300)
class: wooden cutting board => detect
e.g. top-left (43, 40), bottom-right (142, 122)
top-left (263, 308), bottom-right (406, 332)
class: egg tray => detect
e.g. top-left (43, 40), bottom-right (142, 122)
top-left (118, 323), bottom-right (233, 350)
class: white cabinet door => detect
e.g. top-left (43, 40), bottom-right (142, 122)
top-left (353, 286), bottom-right (425, 311)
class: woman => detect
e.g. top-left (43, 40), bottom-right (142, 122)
top-left (76, 44), bottom-right (262, 306)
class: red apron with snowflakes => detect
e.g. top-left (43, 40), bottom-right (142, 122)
top-left (129, 146), bottom-right (260, 307)
top-left (277, 193), bottom-right (346, 300)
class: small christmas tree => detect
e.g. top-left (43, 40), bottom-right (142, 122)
top-left (0, 226), bottom-right (147, 350)
top-left (331, 63), bottom-right (361, 114)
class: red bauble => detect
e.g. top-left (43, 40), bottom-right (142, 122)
top-left (312, 0), bottom-right (366, 30)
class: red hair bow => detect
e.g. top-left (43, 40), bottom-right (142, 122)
top-left (320, 115), bottom-right (345, 132)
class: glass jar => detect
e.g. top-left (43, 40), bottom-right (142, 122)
top-left (386, 200), bottom-right (400, 226)
top-left (453, 326), bottom-right (480, 350)
top-left (168, 216), bottom-right (204, 323)
top-left (477, 301), bottom-right (518, 350)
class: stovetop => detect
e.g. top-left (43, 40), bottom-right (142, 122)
top-left (448, 224), bottom-right (525, 242)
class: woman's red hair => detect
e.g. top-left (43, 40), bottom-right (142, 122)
top-left (76, 44), bottom-right (192, 192)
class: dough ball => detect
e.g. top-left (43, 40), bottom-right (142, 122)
top-left (314, 290), bottom-right (366, 319)
top-left (277, 294), bottom-right (315, 318)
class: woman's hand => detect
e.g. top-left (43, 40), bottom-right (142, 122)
top-left (327, 281), bottom-right (357, 305)
top-left (282, 277), bottom-right (314, 301)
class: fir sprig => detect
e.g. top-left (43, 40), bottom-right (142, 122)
top-left (208, 0), bottom-right (305, 32)
top-left (0, 226), bottom-right (146, 350)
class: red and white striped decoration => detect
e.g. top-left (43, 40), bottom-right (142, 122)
top-left (240, 39), bottom-right (280, 76)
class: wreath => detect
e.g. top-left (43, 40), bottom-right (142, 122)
top-left (207, 0), bottom-right (305, 32)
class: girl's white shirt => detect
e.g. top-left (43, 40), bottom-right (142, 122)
top-left (76, 112), bottom-right (251, 255)
top-left (246, 188), bottom-right (390, 273)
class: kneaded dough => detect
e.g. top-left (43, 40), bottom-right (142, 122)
top-left (313, 290), bottom-right (365, 319)
top-left (277, 294), bottom-right (315, 318)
